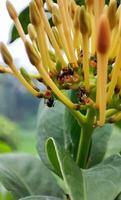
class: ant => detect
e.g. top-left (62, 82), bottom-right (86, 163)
top-left (44, 96), bottom-right (55, 107)
top-left (44, 90), bottom-right (55, 107)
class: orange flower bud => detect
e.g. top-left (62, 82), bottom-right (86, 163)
top-left (97, 14), bottom-right (110, 54)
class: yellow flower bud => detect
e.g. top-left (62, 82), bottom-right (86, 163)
top-left (52, 5), bottom-right (61, 26)
top-left (34, 0), bottom-right (43, 9)
top-left (107, 0), bottom-right (117, 30)
top-left (28, 24), bottom-right (37, 41)
top-left (29, 1), bottom-right (41, 26)
top-left (6, 0), bottom-right (18, 20)
top-left (0, 43), bottom-right (13, 65)
top-left (20, 67), bottom-right (32, 83)
top-left (46, 0), bottom-right (53, 12)
top-left (73, 6), bottom-right (80, 30)
top-left (25, 40), bottom-right (40, 66)
top-left (80, 6), bottom-right (91, 36)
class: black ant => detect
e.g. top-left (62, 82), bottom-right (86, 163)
top-left (66, 194), bottom-right (71, 200)
top-left (44, 96), bottom-right (55, 107)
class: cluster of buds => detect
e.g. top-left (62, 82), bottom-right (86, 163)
top-left (1, 0), bottom-right (121, 126)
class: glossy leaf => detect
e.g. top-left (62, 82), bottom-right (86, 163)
top-left (88, 123), bottom-right (121, 167)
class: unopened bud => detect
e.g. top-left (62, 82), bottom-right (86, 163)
top-left (69, 1), bottom-right (77, 19)
top-left (28, 24), bottom-right (37, 41)
top-left (25, 40), bottom-right (40, 66)
top-left (107, 0), bottom-right (117, 30)
top-left (56, 60), bottom-right (62, 71)
top-left (97, 14), bottom-right (110, 54)
top-left (73, 6), bottom-right (80, 30)
top-left (86, 0), bottom-right (94, 7)
top-left (29, 1), bottom-right (41, 26)
top-left (52, 5), bottom-right (61, 26)
top-left (46, 0), bottom-right (53, 12)
top-left (6, 0), bottom-right (18, 20)
top-left (34, 0), bottom-right (43, 9)
top-left (0, 43), bottom-right (13, 65)
top-left (20, 67), bottom-right (31, 83)
top-left (80, 6), bottom-right (91, 36)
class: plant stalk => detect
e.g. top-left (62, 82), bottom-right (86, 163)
top-left (76, 108), bottom-right (95, 168)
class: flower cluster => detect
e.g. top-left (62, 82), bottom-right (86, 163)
top-left (1, 0), bottom-right (121, 126)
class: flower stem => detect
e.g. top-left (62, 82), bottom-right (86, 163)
top-left (76, 108), bottom-right (95, 168)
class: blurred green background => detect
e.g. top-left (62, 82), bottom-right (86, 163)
top-left (0, 74), bottom-right (39, 155)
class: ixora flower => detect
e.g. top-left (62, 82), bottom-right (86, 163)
top-left (1, 0), bottom-right (121, 129)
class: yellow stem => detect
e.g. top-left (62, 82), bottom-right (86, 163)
top-left (39, 6), bottom-right (66, 66)
top-left (107, 40), bottom-right (121, 102)
top-left (57, 0), bottom-right (77, 63)
top-left (90, 12), bottom-right (96, 55)
top-left (57, 24), bottom-right (72, 62)
top-left (109, 26), bottom-right (120, 59)
top-left (14, 18), bottom-right (26, 42)
top-left (35, 24), bottom-right (55, 72)
top-left (73, 29), bottom-right (80, 49)
top-left (82, 34), bottom-right (90, 91)
top-left (9, 63), bottom-right (40, 97)
top-left (36, 61), bottom-right (77, 110)
top-left (98, 53), bottom-right (108, 126)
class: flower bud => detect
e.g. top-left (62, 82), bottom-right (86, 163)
top-left (28, 24), bottom-right (37, 41)
top-left (25, 40), bottom-right (40, 66)
top-left (0, 43), bottom-right (13, 65)
top-left (29, 1), bottom-right (41, 26)
top-left (52, 5), bottom-right (61, 26)
top-left (69, 1), bottom-right (77, 19)
top-left (46, 0), bottom-right (53, 12)
top-left (73, 6), bottom-right (80, 30)
top-left (20, 67), bottom-right (31, 83)
top-left (34, 0), bottom-right (43, 9)
top-left (86, 0), bottom-right (94, 7)
top-left (80, 6), bottom-right (91, 36)
top-left (97, 14), bottom-right (110, 54)
top-left (107, 0), bottom-right (117, 30)
top-left (6, 0), bottom-right (18, 20)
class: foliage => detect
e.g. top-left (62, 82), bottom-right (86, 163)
top-left (1, 0), bottom-right (121, 200)
top-left (0, 153), bottom-right (62, 199)
top-left (0, 115), bottom-right (18, 153)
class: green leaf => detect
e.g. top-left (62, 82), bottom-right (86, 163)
top-left (46, 138), bottom-right (84, 200)
top-left (88, 123), bottom-right (121, 167)
top-left (0, 153), bottom-right (62, 199)
top-left (10, 7), bottom-right (29, 43)
top-left (46, 138), bottom-right (121, 200)
top-left (75, 0), bottom-right (85, 6)
top-left (64, 91), bottom-right (81, 159)
top-left (19, 196), bottom-right (62, 200)
top-left (37, 100), bottom-right (65, 168)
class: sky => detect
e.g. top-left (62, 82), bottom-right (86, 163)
top-left (0, 0), bottom-right (37, 72)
